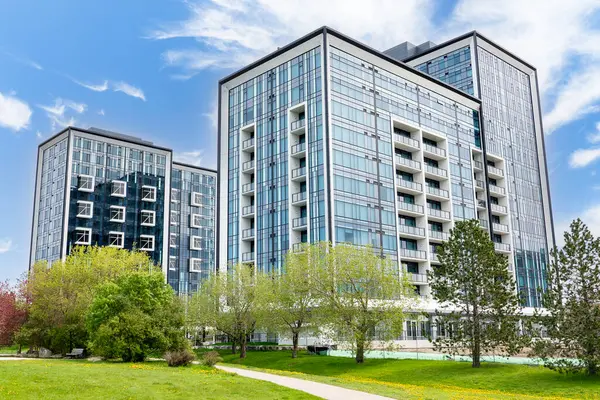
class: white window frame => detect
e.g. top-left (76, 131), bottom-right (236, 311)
top-left (108, 231), bottom-right (124, 248)
top-left (139, 235), bottom-right (155, 252)
top-left (191, 192), bottom-right (203, 207)
top-left (190, 213), bottom-right (203, 228)
top-left (109, 205), bottom-right (126, 223)
top-left (190, 235), bottom-right (203, 250)
top-left (74, 227), bottom-right (92, 245)
top-left (171, 189), bottom-right (180, 203)
top-left (111, 180), bottom-right (127, 198)
top-left (142, 185), bottom-right (157, 202)
top-left (170, 211), bottom-right (179, 226)
top-left (169, 233), bottom-right (177, 248)
top-left (168, 256), bottom-right (177, 271)
top-left (78, 175), bottom-right (95, 192)
top-left (76, 200), bottom-right (93, 219)
top-left (189, 258), bottom-right (203, 273)
top-left (140, 210), bottom-right (156, 227)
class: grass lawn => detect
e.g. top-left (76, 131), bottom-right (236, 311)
top-left (0, 345), bottom-right (20, 354)
top-left (0, 359), bottom-right (318, 400)
top-left (217, 350), bottom-right (600, 399)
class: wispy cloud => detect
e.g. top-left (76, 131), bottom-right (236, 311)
top-left (174, 149), bottom-right (204, 166)
top-left (98, 109), bottom-right (105, 116)
top-left (71, 78), bottom-right (109, 92)
top-left (0, 238), bottom-right (13, 254)
top-left (3, 51), bottom-right (43, 70)
top-left (0, 92), bottom-right (32, 132)
top-left (569, 148), bottom-right (600, 168)
top-left (38, 98), bottom-right (87, 130)
top-left (112, 81), bottom-right (146, 101)
top-left (587, 122), bottom-right (600, 144)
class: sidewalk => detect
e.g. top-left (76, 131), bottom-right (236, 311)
top-left (216, 365), bottom-right (393, 400)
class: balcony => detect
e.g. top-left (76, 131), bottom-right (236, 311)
top-left (242, 182), bottom-right (255, 195)
top-left (493, 222), bottom-right (510, 233)
top-left (242, 160), bottom-right (255, 173)
top-left (242, 138), bottom-right (255, 152)
top-left (291, 242), bottom-right (306, 253)
top-left (398, 224), bottom-right (425, 238)
top-left (291, 191), bottom-right (307, 206)
top-left (428, 230), bottom-right (449, 241)
top-left (489, 184), bottom-right (506, 196)
top-left (425, 164), bottom-right (447, 178)
top-left (290, 119), bottom-right (306, 134)
top-left (291, 167), bottom-right (307, 182)
top-left (487, 165), bottom-right (504, 178)
top-left (399, 248), bottom-right (427, 260)
top-left (406, 272), bottom-right (428, 284)
top-left (394, 134), bottom-right (420, 150)
top-left (397, 201), bottom-right (424, 216)
top-left (479, 219), bottom-right (489, 229)
top-left (491, 203), bottom-right (508, 214)
top-left (242, 228), bottom-right (255, 241)
top-left (427, 208), bottom-right (451, 221)
top-left (423, 144), bottom-right (446, 159)
top-left (242, 252), bottom-right (255, 263)
top-left (242, 205), bottom-right (255, 218)
top-left (292, 216), bottom-right (308, 230)
top-left (494, 242), bottom-right (511, 253)
top-left (290, 142), bottom-right (306, 158)
top-left (430, 253), bottom-right (440, 263)
top-left (473, 160), bottom-right (483, 170)
top-left (426, 186), bottom-right (449, 199)
top-left (477, 199), bottom-right (487, 209)
top-left (395, 156), bottom-right (421, 172)
top-left (396, 177), bottom-right (422, 194)
top-left (475, 179), bottom-right (485, 191)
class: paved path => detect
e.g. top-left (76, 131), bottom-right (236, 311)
top-left (0, 357), bottom-right (34, 361)
top-left (216, 365), bottom-right (394, 400)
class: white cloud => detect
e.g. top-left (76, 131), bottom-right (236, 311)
top-left (174, 149), bottom-right (204, 166)
top-left (3, 51), bottom-right (42, 70)
top-left (98, 109), bottom-right (105, 116)
top-left (72, 78), bottom-right (109, 92)
top-left (587, 122), bottom-right (600, 143)
top-left (0, 238), bottom-right (12, 254)
top-left (36, 130), bottom-right (43, 139)
top-left (0, 92), bottom-right (32, 132)
top-left (38, 98), bottom-right (86, 130)
top-left (569, 148), bottom-right (600, 168)
top-left (112, 81), bottom-right (146, 101)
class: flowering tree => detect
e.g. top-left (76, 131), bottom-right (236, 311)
top-left (0, 280), bottom-right (27, 346)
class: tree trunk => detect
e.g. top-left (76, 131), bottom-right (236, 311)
top-left (472, 337), bottom-right (481, 368)
top-left (231, 341), bottom-right (236, 354)
top-left (240, 335), bottom-right (247, 359)
top-left (292, 332), bottom-right (299, 359)
top-left (356, 339), bottom-right (365, 363)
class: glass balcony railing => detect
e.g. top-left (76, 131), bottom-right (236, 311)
top-left (242, 182), bottom-right (255, 194)
top-left (491, 203), bottom-right (507, 214)
top-left (426, 186), bottom-right (449, 198)
top-left (396, 177), bottom-right (422, 192)
top-left (291, 142), bottom-right (306, 155)
top-left (473, 160), bottom-right (483, 170)
top-left (425, 164), bottom-right (447, 177)
top-left (290, 119), bottom-right (306, 132)
top-left (397, 201), bottom-right (424, 214)
top-left (291, 191), bottom-right (307, 204)
top-left (242, 138), bottom-right (255, 151)
top-left (428, 230), bottom-right (448, 240)
top-left (493, 222), bottom-right (509, 233)
top-left (475, 179), bottom-right (485, 189)
top-left (242, 205), bottom-right (255, 216)
top-left (396, 156), bottom-right (421, 170)
top-left (489, 184), bottom-right (506, 195)
top-left (424, 144), bottom-right (446, 157)
top-left (242, 252), bottom-right (255, 262)
top-left (242, 228), bottom-right (255, 239)
top-left (292, 217), bottom-right (307, 229)
top-left (429, 253), bottom-right (439, 262)
top-left (242, 160), bottom-right (254, 171)
top-left (291, 167), bottom-right (306, 180)
top-left (487, 165), bottom-right (504, 177)
top-left (479, 219), bottom-right (489, 228)
top-left (399, 248), bottom-right (427, 260)
top-left (291, 242), bottom-right (306, 252)
top-left (398, 224), bottom-right (425, 237)
top-left (427, 208), bottom-right (450, 219)
top-left (477, 199), bottom-right (487, 208)
top-left (405, 272), bottom-right (428, 283)
top-left (394, 134), bottom-right (420, 149)
top-left (494, 242), bottom-right (511, 252)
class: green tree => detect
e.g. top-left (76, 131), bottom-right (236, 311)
top-left (314, 243), bottom-right (413, 363)
top-left (429, 219), bottom-right (523, 368)
top-left (87, 271), bottom-right (186, 362)
top-left (261, 244), bottom-right (319, 358)
top-left (188, 263), bottom-right (266, 359)
top-left (21, 246), bottom-right (154, 354)
top-left (533, 219), bottom-right (600, 375)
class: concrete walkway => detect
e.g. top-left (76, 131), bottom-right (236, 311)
top-left (0, 357), bottom-right (34, 361)
top-left (216, 365), bottom-right (393, 400)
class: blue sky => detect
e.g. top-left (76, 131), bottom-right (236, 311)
top-left (1, 0), bottom-right (599, 283)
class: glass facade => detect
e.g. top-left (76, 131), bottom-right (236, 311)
top-left (415, 46), bottom-right (474, 96)
top-left (169, 165), bottom-right (216, 295)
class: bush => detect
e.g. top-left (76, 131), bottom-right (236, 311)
top-left (202, 351), bottom-right (223, 367)
top-left (165, 349), bottom-right (196, 367)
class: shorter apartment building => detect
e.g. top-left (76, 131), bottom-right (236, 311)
top-left (29, 126), bottom-right (216, 295)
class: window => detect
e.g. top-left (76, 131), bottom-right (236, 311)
top-left (191, 192), bottom-right (203, 206)
top-left (111, 180), bottom-right (127, 197)
top-left (110, 206), bottom-right (125, 223)
top-left (171, 189), bottom-right (180, 203)
top-left (108, 231), bottom-right (124, 248)
top-left (170, 211), bottom-right (179, 225)
top-left (142, 185), bottom-right (156, 202)
top-left (169, 233), bottom-right (177, 248)
top-left (141, 210), bottom-right (155, 227)
top-left (190, 236), bottom-right (203, 250)
top-left (189, 258), bottom-right (203, 273)
top-left (76, 201), bottom-right (93, 219)
top-left (78, 175), bottom-right (94, 192)
top-left (190, 214), bottom-right (203, 228)
top-left (139, 235), bottom-right (154, 251)
top-left (168, 256), bottom-right (177, 271)
top-left (74, 228), bottom-right (91, 245)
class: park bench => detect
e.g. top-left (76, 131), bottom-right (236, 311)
top-left (66, 348), bottom-right (85, 359)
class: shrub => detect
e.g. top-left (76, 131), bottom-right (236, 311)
top-left (202, 351), bottom-right (223, 367)
top-left (165, 349), bottom-right (196, 367)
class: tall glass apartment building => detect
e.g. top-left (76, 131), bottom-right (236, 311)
top-left (385, 32), bottom-right (554, 307)
top-left (29, 127), bottom-right (216, 296)
top-left (218, 27), bottom-right (506, 306)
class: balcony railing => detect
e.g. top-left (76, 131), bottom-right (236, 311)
top-left (242, 205), bottom-right (255, 216)
top-left (494, 242), bottom-right (511, 252)
top-left (477, 199), bottom-right (487, 208)
top-left (291, 242), bottom-right (306, 252)
top-left (425, 164), bottom-right (447, 178)
top-left (292, 217), bottom-right (307, 229)
top-left (429, 230), bottom-right (448, 241)
top-left (424, 144), bottom-right (446, 157)
top-left (479, 219), bottom-right (489, 228)
top-left (398, 224), bottom-right (425, 237)
top-left (488, 165), bottom-right (504, 177)
top-left (242, 182), bottom-right (255, 194)
top-left (291, 167), bottom-right (306, 180)
top-left (473, 160), bottom-right (483, 170)
top-left (395, 156), bottom-right (421, 170)
top-left (426, 186), bottom-right (449, 198)
top-left (397, 201), bottom-right (424, 214)
top-left (406, 272), bottom-right (428, 283)
top-left (242, 138), bottom-right (255, 151)
top-left (430, 253), bottom-right (439, 262)
top-left (242, 160), bottom-right (254, 171)
top-left (242, 252), bottom-right (255, 262)
top-left (396, 177), bottom-right (422, 192)
top-left (290, 119), bottom-right (306, 132)
top-left (493, 222), bottom-right (509, 233)
top-left (292, 191), bottom-right (307, 204)
top-left (427, 208), bottom-right (450, 219)
top-left (399, 248), bottom-right (427, 260)
top-left (475, 179), bottom-right (484, 189)
top-left (394, 134), bottom-right (420, 149)
top-left (242, 228), bottom-right (255, 239)
top-left (491, 203), bottom-right (507, 214)
top-left (291, 142), bottom-right (306, 156)
top-left (489, 184), bottom-right (506, 195)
